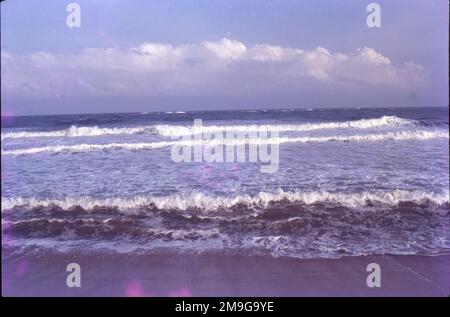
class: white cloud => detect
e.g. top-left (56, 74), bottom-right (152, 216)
top-left (202, 38), bottom-right (247, 60)
top-left (1, 38), bottom-right (425, 98)
top-left (356, 47), bottom-right (391, 65)
top-left (248, 44), bottom-right (300, 62)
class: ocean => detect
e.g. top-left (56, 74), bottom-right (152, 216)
top-left (1, 107), bottom-right (449, 260)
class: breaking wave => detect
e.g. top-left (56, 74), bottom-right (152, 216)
top-left (153, 115), bottom-right (415, 137)
top-left (1, 115), bottom-right (414, 140)
top-left (2, 130), bottom-right (448, 156)
top-left (2, 189), bottom-right (448, 212)
top-left (0, 125), bottom-right (150, 140)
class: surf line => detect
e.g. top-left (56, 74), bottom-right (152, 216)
top-left (170, 119), bottom-right (279, 173)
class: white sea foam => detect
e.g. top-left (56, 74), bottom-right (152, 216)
top-left (2, 130), bottom-right (447, 156)
top-left (1, 141), bottom-right (174, 155)
top-left (1, 116), bottom-right (414, 140)
top-left (2, 189), bottom-right (448, 211)
top-left (153, 115), bottom-right (415, 137)
top-left (0, 125), bottom-right (149, 140)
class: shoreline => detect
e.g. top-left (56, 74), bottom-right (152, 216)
top-left (2, 251), bottom-right (449, 297)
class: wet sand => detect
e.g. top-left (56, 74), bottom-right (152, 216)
top-left (2, 252), bottom-right (449, 297)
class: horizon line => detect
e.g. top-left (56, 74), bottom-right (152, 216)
top-left (1, 105), bottom-right (448, 118)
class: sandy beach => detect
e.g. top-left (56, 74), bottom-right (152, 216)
top-left (2, 252), bottom-right (449, 297)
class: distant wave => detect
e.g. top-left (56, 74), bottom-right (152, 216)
top-left (153, 115), bottom-right (415, 137)
top-left (2, 130), bottom-right (448, 156)
top-left (2, 189), bottom-right (448, 212)
top-left (0, 125), bottom-right (149, 140)
top-left (1, 116), bottom-right (414, 140)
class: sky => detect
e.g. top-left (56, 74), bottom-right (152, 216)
top-left (1, 0), bottom-right (448, 115)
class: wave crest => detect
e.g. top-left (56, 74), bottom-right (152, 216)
top-left (2, 189), bottom-right (448, 212)
top-left (1, 115), bottom-right (414, 140)
top-left (153, 115), bottom-right (415, 137)
top-left (2, 130), bottom-right (448, 155)
top-left (1, 125), bottom-right (149, 140)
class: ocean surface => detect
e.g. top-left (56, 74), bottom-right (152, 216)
top-left (1, 107), bottom-right (449, 259)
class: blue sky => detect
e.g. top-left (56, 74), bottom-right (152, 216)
top-left (1, 0), bottom-right (448, 115)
